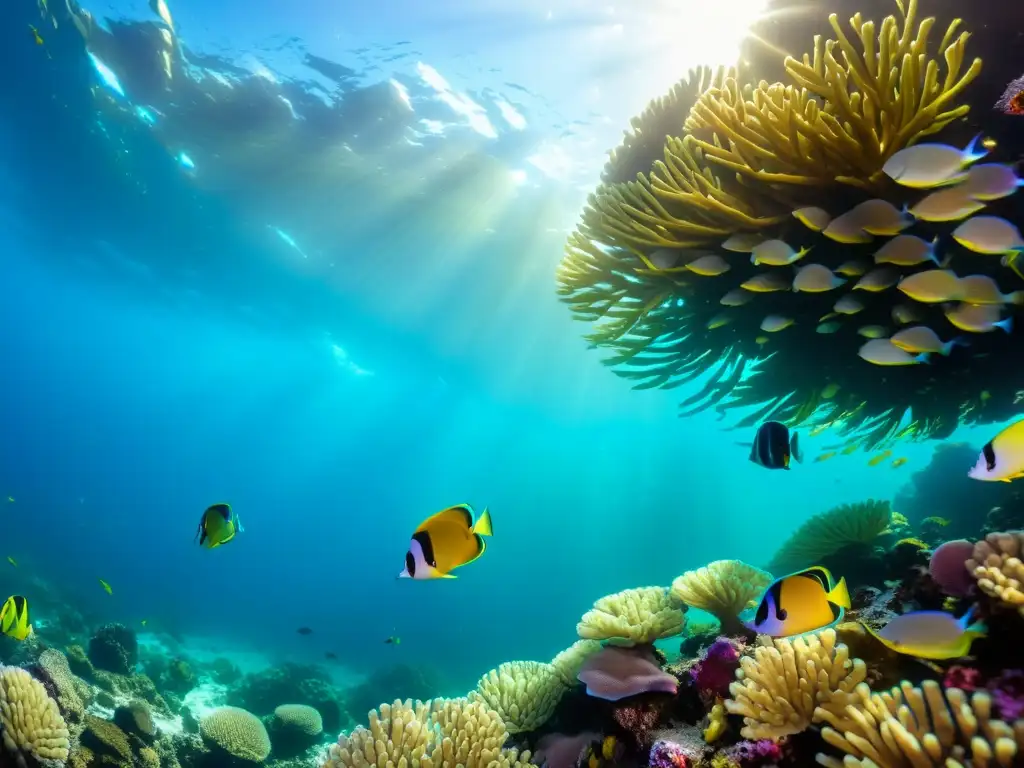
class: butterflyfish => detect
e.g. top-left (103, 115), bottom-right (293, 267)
top-left (960, 163), bottom-right (1024, 201)
top-left (399, 503), bottom-right (493, 580)
top-left (862, 607), bottom-right (986, 660)
top-left (195, 503), bottom-right (243, 549)
top-left (792, 207), bottom-right (831, 232)
top-left (858, 339), bottom-right (929, 366)
top-left (883, 134), bottom-right (987, 188)
top-left (896, 270), bottom-right (964, 303)
top-left (952, 216), bottom-right (1024, 255)
top-left (793, 264), bottom-right (845, 293)
top-left (748, 421), bottom-right (802, 470)
top-left (99, 579), bottom-right (113, 595)
top-left (0, 596), bottom-right (32, 641)
top-left (751, 240), bottom-right (810, 267)
top-left (873, 235), bottom-right (941, 267)
top-left (743, 566), bottom-right (850, 637)
top-left (969, 417), bottom-right (1024, 482)
top-left (685, 255), bottom-right (731, 276)
top-left (890, 326), bottom-right (962, 356)
top-left (909, 187), bottom-right (986, 222)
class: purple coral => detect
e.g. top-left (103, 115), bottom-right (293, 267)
top-left (577, 646), bottom-right (678, 701)
top-left (943, 665), bottom-right (983, 692)
top-left (929, 539), bottom-right (976, 597)
top-left (690, 638), bottom-right (740, 698)
top-left (723, 739), bottom-right (783, 767)
top-left (649, 740), bottom-right (690, 768)
top-left (534, 732), bottom-right (599, 768)
top-left (989, 670), bottom-right (1024, 721)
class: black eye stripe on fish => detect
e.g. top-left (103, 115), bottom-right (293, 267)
top-left (983, 441), bottom-right (997, 471)
top-left (413, 530), bottom-right (436, 568)
top-left (405, 551), bottom-right (415, 577)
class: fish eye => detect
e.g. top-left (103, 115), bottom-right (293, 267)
top-left (405, 551), bottom-right (415, 576)
top-left (777, 608), bottom-right (788, 621)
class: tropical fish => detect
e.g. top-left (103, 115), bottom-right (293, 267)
top-left (793, 264), bottom-right (845, 293)
top-left (722, 233), bottom-right (764, 253)
top-left (858, 339), bottom-right (929, 366)
top-left (384, 636), bottom-right (401, 645)
top-left (195, 503), bottom-right (243, 549)
top-left (748, 421), bottom-right (802, 470)
top-left (891, 304), bottom-right (922, 325)
top-left (867, 450), bottom-right (892, 467)
top-left (896, 270), bottom-right (964, 303)
top-left (792, 207), bottom-right (831, 232)
top-left (922, 516), bottom-right (950, 526)
top-left (741, 272), bottom-right (791, 292)
top-left (751, 240), bottom-right (810, 267)
top-left (399, 503), bottom-right (493, 579)
top-left (841, 443), bottom-right (860, 455)
top-left (822, 212), bottom-right (873, 244)
top-left (909, 187), bottom-right (986, 222)
top-left (744, 566), bottom-right (850, 637)
top-left (952, 216), bottom-right (1024, 255)
top-left (891, 458), bottom-right (908, 469)
top-left (297, 627), bottom-right (313, 635)
top-left (857, 325), bottom-right (888, 339)
top-left (6, 557), bottom-right (15, 568)
top-left (815, 452), bottom-right (836, 462)
top-left (883, 134), bottom-right (987, 188)
top-left (890, 326), bottom-right (961, 356)
top-left (833, 294), bottom-right (865, 315)
top-left (862, 608), bottom-right (986, 660)
top-left (853, 267), bottom-right (899, 292)
top-left (0, 596), bottom-right (32, 641)
top-left (647, 249), bottom-right (681, 270)
top-left (707, 313), bottom-right (733, 330)
top-left (685, 254), bottom-right (731, 276)
top-left (995, 75), bottom-right (1024, 116)
top-left (720, 289), bottom-right (753, 307)
top-left (29, 25), bottom-right (44, 45)
top-left (970, 418), bottom-right (1024, 482)
top-left (944, 303), bottom-right (1013, 334)
top-left (960, 164), bottom-right (1024, 201)
top-left (845, 199), bottom-right (913, 236)
top-left (816, 322), bottom-right (841, 334)
top-left (836, 260), bottom-right (870, 277)
top-left (956, 274), bottom-right (1024, 305)
top-left (760, 315), bottom-right (794, 333)
top-left (820, 383), bottom-right (840, 399)
top-left (99, 579), bottom-right (113, 595)
top-left (873, 235), bottom-right (941, 267)
top-left (754, 336), bottom-right (769, 346)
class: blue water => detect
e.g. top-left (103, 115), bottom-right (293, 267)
top-left (0, 0), bottom-right (1004, 697)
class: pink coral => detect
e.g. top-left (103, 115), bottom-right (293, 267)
top-left (690, 639), bottom-right (740, 698)
top-left (943, 665), bottom-right (983, 692)
top-left (723, 739), bottom-right (783, 767)
top-left (929, 539), bottom-right (975, 596)
top-left (578, 646), bottom-right (678, 702)
top-left (612, 701), bottom-right (662, 746)
top-left (989, 669), bottom-right (1024, 721)
top-left (649, 740), bottom-right (689, 768)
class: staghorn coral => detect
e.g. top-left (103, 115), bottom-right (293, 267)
top-left (686, 0), bottom-right (981, 190)
top-left (671, 560), bottom-right (772, 634)
top-left (725, 628), bottom-right (867, 740)
top-left (472, 661), bottom-right (565, 734)
top-left (0, 665), bottom-right (71, 766)
top-left (577, 586), bottom-right (686, 645)
top-left (965, 530), bottom-right (1024, 617)
top-left (321, 697), bottom-right (536, 768)
top-left (767, 499), bottom-right (893, 573)
top-left (550, 639), bottom-right (601, 686)
top-left (815, 679), bottom-right (1024, 767)
top-left (199, 706), bottom-right (272, 762)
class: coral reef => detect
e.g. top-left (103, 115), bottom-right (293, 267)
top-left (0, 664), bottom-right (70, 765)
top-left (671, 560), bottom-right (772, 634)
top-left (966, 530), bottom-right (1024, 616)
top-left (228, 662), bottom-right (346, 734)
top-left (268, 704), bottom-right (324, 758)
top-left (577, 587), bottom-right (686, 646)
top-left (199, 705), bottom-right (272, 763)
top-left (550, 640), bottom-right (602, 686)
top-left (87, 624), bottom-right (138, 676)
top-left (473, 661), bottom-right (566, 734)
top-left (767, 500), bottom-right (892, 574)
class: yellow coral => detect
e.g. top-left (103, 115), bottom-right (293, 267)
top-left (815, 680), bottom-right (1024, 767)
top-left (273, 704), bottom-right (323, 737)
top-left (472, 661), bottom-right (565, 734)
top-left (965, 530), bottom-right (1024, 617)
top-left (199, 706), bottom-right (271, 762)
top-left (322, 698), bottom-right (536, 768)
top-left (577, 586), bottom-right (686, 645)
top-left (725, 629), bottom-right (867, 740)
top-left (768, 499), bottom-right (893, 573)
top-left (671, 560), bottom-right (772, 633)
top-left (704, 698), bottom-right (728, 743)
top-left (0, 665), bottom-right (70, 765)
top-left (550, 640), bottom-right (602, 686)
top-left (686, 0), bottom-right (981, 190)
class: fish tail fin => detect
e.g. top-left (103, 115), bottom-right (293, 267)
top-left (828, 576), bottom-right (852, 609)
top-left (901, 202), bottom-right (916, 222)
top-left (235, 515), bottom-right (244, 534)
top-left (964, 132), bottom-right (987, 164)
top-left (790, 431), bottom-right (803, 463)
top-left (996, 317), bottom-right (1014, 334)
top-left (472, 507), bottom-right (493, 537)
top-left (916, 352), bottom-right (931, 364)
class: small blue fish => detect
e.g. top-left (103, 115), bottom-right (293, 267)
top-left (862, 607), bottom-right (986, 660)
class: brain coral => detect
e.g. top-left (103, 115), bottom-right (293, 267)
top-left (671, 559), bottom-right (773, 633)
top-left (577, 586), bottom-right (686, 645)
top-left (200, 706), bottom-right (272, 762)
top-left (273, 703), bottom-right (323, 737)
top-left (0, 665), bottom-right (71, 765)
top-left (472, 661), bottom-right (566, 734)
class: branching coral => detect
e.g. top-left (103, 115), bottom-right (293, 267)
top-left (322, 698), bottom-right (536, 768)
top-left (767, 499), bottom-right (893, 573)
top-left (686, 0), bottom-right (981, 190)
top-left (671, 560), bottom-right (772, 633)
top-left (472, 661), bottom-right (566, 734)
top-left (725, 629), bottom-right (867, 740)
top-left (0, 665), bottom-right (71, 766)
top-left (550, 639), bottom-right (601, 686)
top-left (577, 586), bottom-right (686, 645)
top-left (815, 679), bottom-right (1024, 767)
top-left (965, 530), bottom-right (1024, 617)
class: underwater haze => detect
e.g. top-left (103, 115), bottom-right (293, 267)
top-left (1, 0), bottom-right (1020, 754)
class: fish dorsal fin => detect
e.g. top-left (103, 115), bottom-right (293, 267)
top-left (420, 504), bottom-right (475, 532)
top-left (791, 566), bottom-right (831, 591)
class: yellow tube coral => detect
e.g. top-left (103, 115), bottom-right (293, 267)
top-left (686, 0), bottom-right (982, 190)
top-left (472, 661), bottom-right (566, 734)
top-left (815, 680), bottom-right (1024, 767)
top-left (965, 530), bottom-right (1024, 617)
top-left (576, 586), bottom-right (686, 645)
top-left (671, 560), bottom-right (773, 633)
top-left (725, 629), bottom-right (867, 740)
top-left (0, 665), bottom-right (71, 765)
